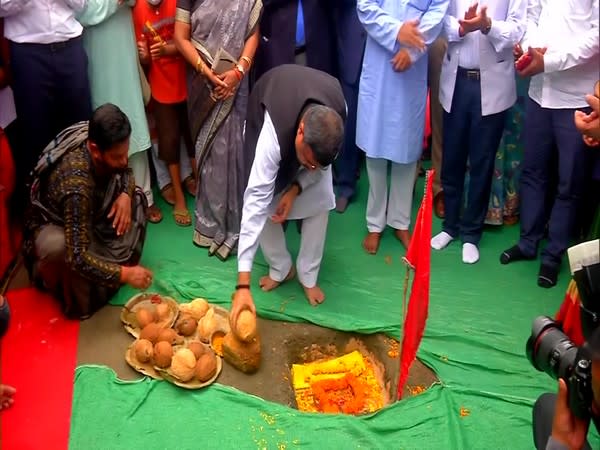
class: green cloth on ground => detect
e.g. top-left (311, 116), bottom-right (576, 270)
top-left (71, 174), bottom-right (600, 449)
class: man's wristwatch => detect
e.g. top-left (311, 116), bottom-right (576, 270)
top-left (235, 63), bottom-right (245, 76)
top-left (481, 18), bottom-right (492, 35)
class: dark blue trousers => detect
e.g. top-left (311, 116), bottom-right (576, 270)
top-left (441, 71), bottom-right (506, 245)
top-left (517, 98), bottom-right (589, 269)
top-left (9, 36), bottom-right (92, 206)
top-left (331, 1), bottom-right (365, 201)
top-left (334, 77), bottom-right (360, 199)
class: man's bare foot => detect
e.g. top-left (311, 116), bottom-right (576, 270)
top-left (259, 266), bottom-right (296, 292)
top-left (362, 232), bottom-right (382, 254)
top-left (303, 285), bottom-right (325, 306)
top-left (0, 384), bottom-right (16, 410)
top-left (394, 229), bottom-right (411, 249)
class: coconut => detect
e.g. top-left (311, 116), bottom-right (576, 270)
top-left (157, 328), bottom-right (184, 345)
top-left (134, 339), bottom-right (153, 363)
top-left (195, 352), bottom-right (218, 382)
top-left (197, 308), bottom-right (217, 342)
top-left (140, 322), bottom-right (161, 343)
top-left (176, 315), bottom-right (197, 337)
top-left (188, 298), bottom-right (209, 320)
top-left (153, 341), bottom-right (173, 368)
top-left (234, 310), bottom-right (257, 342)
top-left (187, 341), bottom-right (206, 360)
top-left (170, 348), bottom-right (197, 382)
top-left (135, 307), bottom-right (156, 328)
top-left (155, 303), bottom-right (171, 320)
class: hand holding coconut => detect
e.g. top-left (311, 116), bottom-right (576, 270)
top-left (230, 280), bottom-right (256, 337)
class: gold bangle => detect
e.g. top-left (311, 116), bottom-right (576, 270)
top-left (195, 56), bottom-right (205, 75)
top-left (241, 55), bottom-right (252, 67)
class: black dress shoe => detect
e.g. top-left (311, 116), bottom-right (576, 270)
top-left (538, 264), bottom-right (558, 288)
top-left (499, 245), bottom-right (535, 265)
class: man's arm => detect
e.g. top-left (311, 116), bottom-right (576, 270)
top-left (62, 193), bottom-right (122, 288)
top-left (519, 0), bottom-right (542, 50)
top-left (356, 0), bottom-right (403, 53)
top-left (76, 0), bottom-right (122, 27)
top-left (544, 0), bottom-right (599, 73)
top-left (485, 0), bottom-right (527, 53)
top-left (404, 0), bottom-right (449, 64)
top-left (0, 0), bottom-right (31, 17)
top-left (237, 111), bottom-right (282, 282)
top-left (119, 168), bottom-right (136, 198)
top-left (63, 0), bottom-right (89, 14)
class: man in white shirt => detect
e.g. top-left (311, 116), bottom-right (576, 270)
top-left (0, 0), bottom-right (92, 215)
top-left (432, 0), bottom-right (526, 264)
top-left (231, 65), bottom-right (346, 324)
top-left (500, 0), bottom-right (599, 288)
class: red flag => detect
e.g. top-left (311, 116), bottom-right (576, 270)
top-left (397, 169), bottom-right (434, 399)
top-left (555, 280), bottom-right (585, 346)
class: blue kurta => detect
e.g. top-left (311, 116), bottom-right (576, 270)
top-left (77, 1), bottom-right (151, 157)
top-left (356, 0), bottom-right (448, 164)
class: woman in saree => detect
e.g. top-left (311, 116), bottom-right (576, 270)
top-left (174, 0), bottom-right (262, 261)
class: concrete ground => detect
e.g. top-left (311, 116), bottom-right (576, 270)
top-left (6, 257), bottom-right (438, 409)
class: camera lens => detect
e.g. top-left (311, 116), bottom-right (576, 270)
top-left (526, 316), bottom-right (579, 380)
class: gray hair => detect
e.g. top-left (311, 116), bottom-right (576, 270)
top-left (302, 105), bottom-right (344, 167)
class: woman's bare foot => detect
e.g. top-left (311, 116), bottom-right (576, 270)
top-left (362, 232), bottom-right (382, 254)
top-left (0, 384), bottom-right (16, 410)
top-left (394, 229), bottom-right (411, 249)
top-left (303, 285), bottom-right (325, 306)
top-left (259, 266), bottom-right (296, 292)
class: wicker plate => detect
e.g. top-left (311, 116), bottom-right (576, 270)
top-left (157, 354), bottom-right (222, 390)
top-left (125, 341), bottom-right (163, 380)
top-left (179, 304), bottom-right (231, 344)
top-left (121, 293), bottom-right (179, 339)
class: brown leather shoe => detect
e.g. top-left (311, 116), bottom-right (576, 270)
top-left (434, 191), bottom-right (445, 219)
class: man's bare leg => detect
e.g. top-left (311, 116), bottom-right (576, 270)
top-left (259, 266), bottom-right (296, 292)
top-left (0, 384), bottom-right (15, 410)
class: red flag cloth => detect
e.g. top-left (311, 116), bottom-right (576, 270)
top-left (397, 169), bottom-right (434, 399)
top-left (555, 280), bottom-right (585, 346)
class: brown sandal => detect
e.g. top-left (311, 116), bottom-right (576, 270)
top-left (183, 176), bottom-right (197, 197)
top-left (146, 204), bottom-right (163, 224)
top-left (160, 183), bottom-right (175, 205)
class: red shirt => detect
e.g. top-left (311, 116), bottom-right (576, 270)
top-left (133, 0), bottom-right (187, 104)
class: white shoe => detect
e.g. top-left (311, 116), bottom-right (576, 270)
top-left (431, 231), bottom-right (454, 250)
top-left (462, 243), bottom-right (480, 264)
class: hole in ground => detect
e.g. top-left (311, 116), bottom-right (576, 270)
top-left (78, 310), bottom-right (439, 411)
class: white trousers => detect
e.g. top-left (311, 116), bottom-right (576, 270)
top-left (150, 141), bottom-right (193, 190)
top-left (129, 150), bottom-right (154, 206)
top-left (259, 211), bottom-right (329, 288)
top-left (365, 157), bottom-right (417, 232)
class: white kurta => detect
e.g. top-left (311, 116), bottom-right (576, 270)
top-left (237, 111), bottom-right (335, 274)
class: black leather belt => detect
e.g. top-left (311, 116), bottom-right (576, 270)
top-left (15, 35), bottom-right (82, 52)
top-left (295, 45), bottom-right (306, 55)
top-left (458, 66), bottom-right (480, 81)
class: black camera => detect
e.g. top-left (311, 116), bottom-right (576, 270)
top-left (526, 239), bottom-right (600, 421)
top-left (526, 316), bottom-right (593, 420)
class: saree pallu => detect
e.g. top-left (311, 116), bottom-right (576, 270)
top-left (177, 0), bottom-right (262, 261)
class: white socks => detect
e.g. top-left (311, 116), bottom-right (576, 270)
top-left (462, 243), bottom-right (479, 264)
top-left (431, 232), bottom-right (454, 250)
top-left (431, 232), bottom-right (480, 264)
